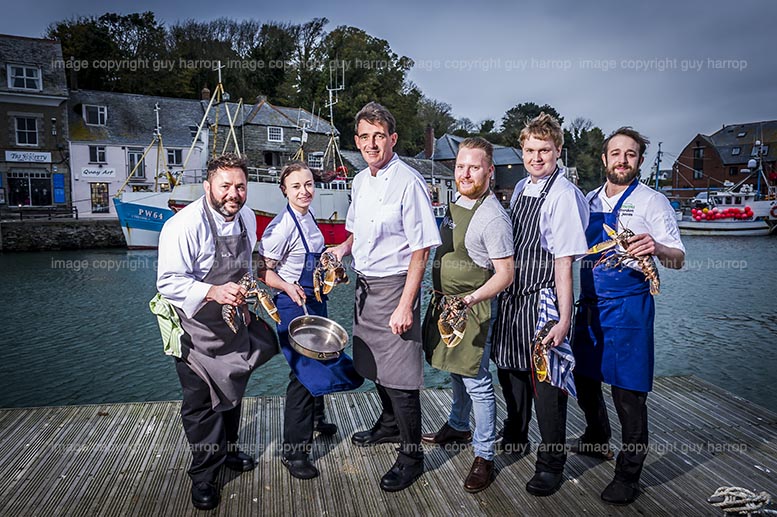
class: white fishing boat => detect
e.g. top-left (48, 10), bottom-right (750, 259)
top-left (677, 186), bottom-right (777, 236)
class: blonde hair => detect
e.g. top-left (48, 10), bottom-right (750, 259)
top-left (519, 112), bottom-right (564, 149)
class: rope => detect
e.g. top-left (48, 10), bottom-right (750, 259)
top-left (708, 486), bottom-right (777, 515)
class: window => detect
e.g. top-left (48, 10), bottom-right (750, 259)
top-left (167, 149), bottom-right (183, 166)
top-left (693, 148), bottom-right (704, 159)
top-left (731, 147), bottom-right (741, 156)
top-left (693, 169), bottom-right (703, 180)
top-left (90, 183), bottom-right (110, 213)
top-left (8, 170), bottom-right (51, 206)
top-left (737, 131), bottom-right (747, 138)
top-left (729, 167), bottom-right (738, 176)
top-left (308, 155), bottom-right (323, 169)
top-left (7, 65), bottom-right (41, 90)
top-left (89, 145), bottom-right (106, 163)
top-left (267, 126), bottom-right (283, 142)
top-left (752, 145), bottom-right (769, 156)
top-left (127, 148), bottom-right (145, 179)
top-left (15, 117), bottom-right (37, 146)
top-left (83, 105), bottom-right (107, 126)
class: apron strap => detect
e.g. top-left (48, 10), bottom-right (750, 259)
top-left (286, 204), bottom-right (323, 254)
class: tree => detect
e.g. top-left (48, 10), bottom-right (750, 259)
top-left (417, 96), bottom-right (455, 138)
top-left (563, 118), bottom-right (605, 193)
top-left (500, 102), bottom-right (564, 147)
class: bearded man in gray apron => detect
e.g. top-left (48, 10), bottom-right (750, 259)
top-left (330, 102), bottom-right (441, 492)
top-left (157, 154), bottom-right (278, 511)
top-left (421, 138), bottom-right (514, 493)
top-left (572, 128), bottom-right (685, 505)
top-left (491, 113), bottom-right (590, 497)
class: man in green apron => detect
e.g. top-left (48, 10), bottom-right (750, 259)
top-left (422, 137), bottom-right (514, 493)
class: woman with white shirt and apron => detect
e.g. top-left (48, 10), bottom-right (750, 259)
top-left (257, 162), bottom-right (363, 480)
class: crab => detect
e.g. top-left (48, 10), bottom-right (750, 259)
top-left (313, 251), bottom-right (349, 302)
top-left (437, 295), bottom-right (468, 348)
top-left (222, 272), bottom-right (280, 333)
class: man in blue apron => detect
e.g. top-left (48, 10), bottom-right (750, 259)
top-left (422, 137), bottom-right (514, 493)
top-left (491, 113), bottom-right (590, 497)
top-left (572, 127), bottom-right (685, 505)
top-left (331, 102), bottom-right (441, 492)
top-left (157, 154), bottom-right (278, 511)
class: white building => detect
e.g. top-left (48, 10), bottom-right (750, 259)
top-left (68, 90), bottom-right (207, 218)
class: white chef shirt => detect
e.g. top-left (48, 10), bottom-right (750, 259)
top-left (257, 205), bottom-right (325, 283)
top-left (345, 153), bottom-right (441, 277)
top-left (588, 181), bottom-right (685, 255)
top-left (510, 170), bottom-right (590, 258)
top-left (157, 196), bottom-right (257, 318)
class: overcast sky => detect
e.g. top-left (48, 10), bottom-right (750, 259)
top-left (3, 0), bottom-right (775, 171)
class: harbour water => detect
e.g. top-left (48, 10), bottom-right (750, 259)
top-left (1, 235), bottom-right (776, 412)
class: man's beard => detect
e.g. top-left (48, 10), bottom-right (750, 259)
top-left (209, 192), bottom-right (244, 217)
top-left (605, 163), bottom-right (640, 186)
top-left (456, 178), bottom-right (488, 198)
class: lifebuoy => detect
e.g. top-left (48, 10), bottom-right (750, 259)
top-left (770, 205), bottom-right (777, 219)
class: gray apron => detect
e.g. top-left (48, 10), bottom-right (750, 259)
top-left (175, 199), bottom-right (278, 411)
top-left (352, 273), bottom-right (423, 390)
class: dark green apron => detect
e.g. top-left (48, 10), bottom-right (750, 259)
top-left (423, 195), bottom-right (493, 377)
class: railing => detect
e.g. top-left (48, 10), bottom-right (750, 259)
top-left (1, 205), bottom-right (79, 221)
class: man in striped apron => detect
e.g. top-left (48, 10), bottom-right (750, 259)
top-left (492, 113), bottom-right (590, 497)
top-left (572, 127), bottom-right (685, 505)
top-left (331, 102), bottom-right (441, 492)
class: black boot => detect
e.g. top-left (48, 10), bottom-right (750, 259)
top-left (191, 481), bottom-right (219, 510)
top-left (379, 457), bottom-right (424, 492)
top-left (351, 422), bottom-right (401, 447)
top-left (281, 455), bottom-right (320, 480)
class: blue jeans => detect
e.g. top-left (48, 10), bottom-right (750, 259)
top-left (448, 300), bottom-right (497, 461)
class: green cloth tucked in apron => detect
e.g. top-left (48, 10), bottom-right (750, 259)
top-left (423, 195), bottom-right (492, 377)
top-left (149, 292), bottom-right (184, 358)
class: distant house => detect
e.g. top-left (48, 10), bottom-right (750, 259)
top-left (0, 34), bottom-right (69, 209)
top-left (672, 120), bottom-right (777, 200)
top-left (207, 95), bottom-right (337, 171)
top-left (68, 90), bottom-right (207, 218)
top-left (341, 149), bottom-right (456, 206)
top-left (416, 132), bottom-right (525, 205)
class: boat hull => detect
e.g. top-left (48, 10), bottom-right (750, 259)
top-left (678, 218), bottom-right (775, 236)
top-left (113, 194), bottom-right (174, 249)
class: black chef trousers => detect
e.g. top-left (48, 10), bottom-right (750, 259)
top-left (375, 383), bottom-right (423, 465)
top-left (175, 358), bottom-right (242, 484)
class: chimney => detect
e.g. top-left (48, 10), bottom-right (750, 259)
top-left (69, 68), bottom-right (78, 91)
top-left (201, 86), bottom-right (211, 101)
top-left (424, 124), bottom-right (435, 159)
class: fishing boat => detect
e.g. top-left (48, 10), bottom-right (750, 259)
top-left (677, 186), bottom-right (777, 236)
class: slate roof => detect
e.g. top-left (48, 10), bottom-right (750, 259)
top-left (705, 120), bottom-right (777, 166)
top-left (208, 99), bottom-right (336, 135)
top-left (340, 150), bottom-right (453, 179)
top-left (415, 133), bottom-right (523, 165)
top-left (0, 34), bottom-right (67, 97)
top-left (68, 90), bottom-right (203, 147)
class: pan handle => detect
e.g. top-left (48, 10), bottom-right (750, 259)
top-left (294, 282), bottom-right (310, 316)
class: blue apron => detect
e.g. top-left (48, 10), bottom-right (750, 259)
top-left (572, 180), bottom-right (655, 392)
top-left (275, 205), bottom-right (363, 397)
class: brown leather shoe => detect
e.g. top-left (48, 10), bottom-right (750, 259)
top-left (463, 457), bottom-right (494, 493)
top-left (421, 423), bottom-right (472, 446)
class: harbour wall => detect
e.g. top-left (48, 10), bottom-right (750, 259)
top-left (0, 219), bottom-right (125, 252)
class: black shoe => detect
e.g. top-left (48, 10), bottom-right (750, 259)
top-left (379, 459), bottom-right (424, 492)
top-left (601, 479), bottom-right (639, 505)
top-left (191, 481), bottom-right (219, 510)
top-left (315, 419), bottom-right (338, 436)
top-left (526, 471), bottom-right (563, 497)
top-left (571, 438), bottom-right (614, 461)
top-left (224, 451), bottom-right (256, 472)
top-left (351, 424), bottom-right (401, 447)
top-left (421, 422), bottom-right (472, 446)
top-left (281, 456), bottom-right (320, 480)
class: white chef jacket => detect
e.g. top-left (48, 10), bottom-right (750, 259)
top-left (157, 196), bottom-right (257, 318)
top-left (510, 170), bottom-right (590, 258)
top-left (345, 153), bottom-right (441, 277)
top-left (257, 205), bottom-right (324, 283)
top-left (588, 181), bottom-right (685, 255)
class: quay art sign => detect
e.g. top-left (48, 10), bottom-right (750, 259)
top-left (81, 167), bottom-right (116, 178)
top-left (5, 151), bottom-right (51, 163)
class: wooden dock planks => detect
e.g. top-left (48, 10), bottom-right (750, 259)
top-left (0, 375), bottom-right (775, 516)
